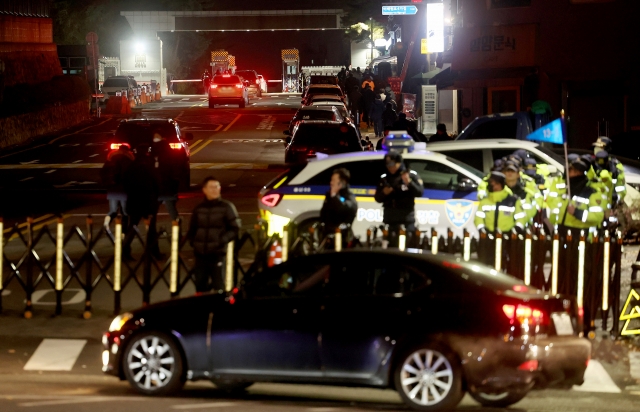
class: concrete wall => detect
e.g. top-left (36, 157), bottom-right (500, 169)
top-left (0, 100), bottom-right (89, 149)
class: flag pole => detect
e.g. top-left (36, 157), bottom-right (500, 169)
top-left (561, 109), bottom-right (571, 199)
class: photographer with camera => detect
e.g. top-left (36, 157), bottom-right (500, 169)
top-left (374, 152), bottom-right (424, 247)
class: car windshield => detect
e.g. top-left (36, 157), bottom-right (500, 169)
top-left (103, 78), bottom-right (129, 88)
top-left (294, 110), bottom-right (336, 122)
top-left (115, 123), bottom-right (179, 147)
top-left (535, 145), bottom-right (566, 165)
top-left (292, 124), bottom-right (361, 151)
top-left (316, 105), bottom-right (348, 118)
top-left (236, 71), bottom-right (256, 81)
top-left (213, 75), bottom-right (241, 84)
top-left (308, 87), bottom-right (341, 96)
top-left (444, 156), bottom-right (485, 179)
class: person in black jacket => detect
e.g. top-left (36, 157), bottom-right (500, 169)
top-left (187, 176), bottom-right (241, 294)
top-left (101, 144), bottom-right (134, 229)
top-left (374, 152), bottom-right (424, 246)
top-left (320, 168), bottom-right (358, 244)
top-left (152, 133), bottom-right (183, 221)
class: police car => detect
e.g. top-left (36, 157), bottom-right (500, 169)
top-left (259, 135), bottom-right (485, 239)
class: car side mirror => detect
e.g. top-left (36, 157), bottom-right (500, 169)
top-left (285, 136), bottom-right (292, 145)
top-left (184, 132), bottom-right (194, 141)
top-left (283, 130), bottom-right (291, 136)
top-left (457, 178), bottom-right (478, 191)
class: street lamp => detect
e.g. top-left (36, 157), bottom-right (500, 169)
top-left (369, 17), bottom-right (373, 64)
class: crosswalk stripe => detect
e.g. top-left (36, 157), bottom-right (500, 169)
top-left (19, 397), bottom-right (111, 407)
top-left (23, 339), bottom-right (87, 371)
top-left (572, 360), bottom-right (620, 393)
top-left (172, 402), bottom-right (236, 409)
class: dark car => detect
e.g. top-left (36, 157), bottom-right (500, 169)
top-left (108, 118), bottom-right (193, 190)
top-left (235, 70), bottom-right (261, 98)
top-left (301, 84), bottom-right (345, 105)
top-left (102, 250), bottom-right (590, 410)
top-left (288, 106), bottom-right (344, 134)
top-left (283, 121), bottom-right (363, 164)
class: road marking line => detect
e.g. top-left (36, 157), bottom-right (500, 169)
top-left (23, 339), bottom-right (87, 371)
top-left (189, 139), bottom-right (213, 156)
top-left (19, 177), bottom-right (34, 181)
top-left (72, 160), bottom-right (83, 163)
top-left (572, 360), bottom-right (621, 393)
top-left (2, 213), bottom-right (54, 233)
top-left (89, 154), bottom-right (99, 157)
top-left (189, 139), bottom-right (203, 149)
top-left (172, 402), bottom-right (236, 409)
top-left (630, 352), bottom-right (640, 380)
top-left (44, 169), bottom-right (57, 173)
top-left (50, 118), bottom-right (111, 144)
top-left (18, 398), bottom-right (111, 407)
top-left (222, 114), bottom-right (242, 131)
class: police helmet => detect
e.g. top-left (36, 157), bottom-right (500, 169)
top-left (580, 154), bottom-right (595, 169)
top-left (503, 161), bottom-right (519, 173)
top-left (488, 171), bottom-right (507, 187)
top-left (567, 153), bottom-right (580, 163)
top-left (506, 155), bottom-right (522, 168)
top-left (592, 136), bottom-right (612, 151)
top-left (512, 149), bottom-right (528, 162)
top-left (595, 150), bottom-right (610, 166)
top-left (523, 158), bottom-right (537, 177)
top-left (570, 159), bottom-right (588, 174)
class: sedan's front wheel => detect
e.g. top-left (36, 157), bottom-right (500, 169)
top-left (468, 385), bottom-right (529, 408)
top-left (394, 343), bottom-right (463, 411)
top-left (123, 331), bottom-right (184, 396)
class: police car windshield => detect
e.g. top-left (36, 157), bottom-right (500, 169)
top-left (213, 75), bottom-right (242, 84)
top-left (294, 110), bottom-right (335, 122)
top-left (103, 78), bottom-right (129, 88)
top-left (535, 145), bottom-right (566, 164)
top-left (445, 156), bottom-right (485, 179)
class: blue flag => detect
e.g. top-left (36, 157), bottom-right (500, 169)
top-left (526, 118), bottom-right (566, 145)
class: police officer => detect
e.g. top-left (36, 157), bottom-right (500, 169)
top-left (374, 152), bottom-right (424, 246)
top-left (478, 158), bottom-right (506, 200)
top-left (475, 172), bottom-right (527, 268)
top-left (320, 168), bottom-right (358, 246)
top-left (593, 136), bottom-right (626, 202)
top-left (503, 161), bottom-right (538, 225)
top-left (524, 158), bottom-right (546, 189)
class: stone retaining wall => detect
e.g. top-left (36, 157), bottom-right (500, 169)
top-left (0, 100), bottom-right (89, 149)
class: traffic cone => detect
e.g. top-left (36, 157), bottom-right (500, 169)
top-left (268, 240), bottom-right (283, 267)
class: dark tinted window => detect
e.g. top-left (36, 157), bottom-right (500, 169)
top-left (248, 260), bottom-right (330, 298)
top-left (213, 75), bottom-right (242, 85)
top-left (115, 122), bottom-right (179, 146)
top-left (291, 124), bottom-right (361, 152)
top-left (235, 71), bottom-right (257, 81)
top-left (305, 160), bottom-right (384, 186)
top-left (103, 78), bottom-right (129, 88)
top-left (437, 150), bottom-right (485, 172)
top-left (404, 159), bottom-right (462, 190)
top-left (329, 256), bottom-right (431, 296)
top-left (307, 87), bottom-right (342, 96)
top-left (469, 119), bottom-right (517, 139)
top-left (293, 110), bottom-right (336, 122)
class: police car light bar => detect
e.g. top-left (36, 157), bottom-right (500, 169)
top-left (382, 131), bottom-right (415, 153)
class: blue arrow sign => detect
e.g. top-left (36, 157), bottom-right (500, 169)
top-left (382, 5), bottom-right (418, 15)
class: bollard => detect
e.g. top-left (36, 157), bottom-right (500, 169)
top-left (0, 217), bottom-right (3, 313)
top-left (495, 231), bottom-right (503, 272)
top-left (225, 240), bottom-right (234, 292)
top-left (602, 230), bottom-right (610, 323)
top-left (366, 228), bottom-right (372, 248)
top-left (170, 221), bottom-right (179, 297)
top-left (282, 226), bottom-right (289, 263)
top-left (577, 230), bottom-right (586, 315)
top-left (113, 217), bottom-right (122, 315)
top-left (335, 227), bottom-right (342, 252)
top-left (524, 231), bottom-right (532, 286)
top-left (55, 218), bottom-right (64, 315)
top-left (398, 226), bottom-right (406, 252)
top-left (431, 229), bottom-right (438, 255)
top-left (142, 218), bottom-right (152, 306)
top-left (479, 230), bottom-right (487, 265)
top-left (447, 229), bottom-right (454, 254)
top-left (24, 217), bottom-right (34, 318)
top-left (463, 229), bottom-right (471, 261)
top-left (551, 229), bottom-right (560, 295)
top-left (83, 217), bottom-right (93, 319)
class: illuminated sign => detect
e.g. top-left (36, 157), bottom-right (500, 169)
top-left (382, 5), bottom-right (418, 15)
top-left (357, 208), bottom-right (440, 225)
top-left (426, 3), bottom-right (444, 53)
top-left (357, 208), bottom-right (383, 223)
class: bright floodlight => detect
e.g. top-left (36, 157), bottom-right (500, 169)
top-left (135, 42), bottom-right (145, 53)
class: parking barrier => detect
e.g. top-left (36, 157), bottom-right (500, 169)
top-left (463, 229), bottom-right (471, 261)
top-left (398, 226), bottom-right (406, 252)
top-left (335, 227), bottom-right (343, 252)
top-left (170, 221), bottom-right (179, 297)
top-left (55, 217), bottom-right (64, 315)
top-left (225, 241), bottom-right (234, 292)
top-left (431, 229), bottom-right (438, 255)
top-left (524, 231), bottom-right (532, 286)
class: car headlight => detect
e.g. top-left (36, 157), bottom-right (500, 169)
top-left (109, 312), bottom-right (133, 332)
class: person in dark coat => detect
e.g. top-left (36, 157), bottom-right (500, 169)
top-left (347, 86), bottom-right (362, 125)
top-left (361, 83), bottom-right (376, 128)
top-left (344, 73), bottom-right (359, 95)
top-left (369, 94), bottom-right (385, 138)
top-left (101, 144), bottom-right (134, 229)
top-left (320, 168), bottom-right (358, 237)
top-left (392, 112), bottom-right (410, 131)
top-left (429, 123), bottom-right (451, 142)
top-left (382, 102), bottom-right (398, 130)
top-left (152, 133), bottom-right (183, 222)
top-left (374, 152), bottom-right (424, 247)
top-left (186, 176), bottom-right (241, 294)
top-left (407, 121), bottom-right (428, 143)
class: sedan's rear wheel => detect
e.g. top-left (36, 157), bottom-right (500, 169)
top-left (209, 100), bottom-right (215, 108)
top-left (468, 386), bottom-right (529, 408)
top-left (123, 331), bottom-right (184, 396)
top-left (394, 343), bottom-right (463, 411)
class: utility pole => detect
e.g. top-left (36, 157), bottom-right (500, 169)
top-left (370, 17), bottom-right (374, 64)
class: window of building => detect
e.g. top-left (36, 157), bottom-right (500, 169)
top-left (59, 57), bottom-right (68, 68)
top-left (488, 86), bottom-right (520, 114)
top-left (69, 57), bottom-right (86, 68)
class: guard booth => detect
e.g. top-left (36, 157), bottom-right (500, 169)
top-left (210, 50), bottom-right (233, 76)
top-left (282, 48), bottom-right (300, 93)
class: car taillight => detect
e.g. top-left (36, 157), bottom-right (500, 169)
top-left (236, 83), bottom-right (243, 89)
top-left (261, 193), bottom-right (282, 207)
top-left (110, 143), bottom-right (130, 150)
top-left (169, 143), bottom-right (182, 149)
top-left (503, 304), bottom-right (545, 325)
top-left (518, 360), bottom-right (539, 371)
top-left (210, 84), bottom-right (218, 88)
top-left (306, 150), bottom-right (316, 157)
top-left (292, 146), bottom-right (308, 152)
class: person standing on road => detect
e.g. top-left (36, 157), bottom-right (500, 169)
top-left (361, 84), bottom-right (375, 129)
top-left (187, 176), bottom-right (241, 295)
top-left (369, 94), bottom-right (385, 138)
top-left (374, 152), bottom-right (424, 247)
top-left (101, 144), bottom-right (134, 230)
top-left (320, 168), bottom-right (358, 247)
top-left (361, 76), bottom-right (374, 92)
top-left (152, 133), bottom-right (183, 222)
top-left (428, 124), bottom-right (450, 142)
top-left (347, 86), bottom-right (362, 126)
top-left (382, 102), bottom-right (398, 131)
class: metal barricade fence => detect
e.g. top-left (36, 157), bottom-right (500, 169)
top-left (283, 221), bottom-right (625, 336)
top-left (0, 216), bottom-right (260, 318)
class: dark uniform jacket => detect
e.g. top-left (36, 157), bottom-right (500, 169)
top-left (374, 167), bottom-right (424, 225)
top-left (101, 149), bottom-right (134, 195)
top-left (320, 186), bottom-right (358, 233)
top-left (187, 198), bottom-right (240, 255)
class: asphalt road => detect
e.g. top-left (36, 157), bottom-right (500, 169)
top-left (1, 94), bottom-right (640, 411)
